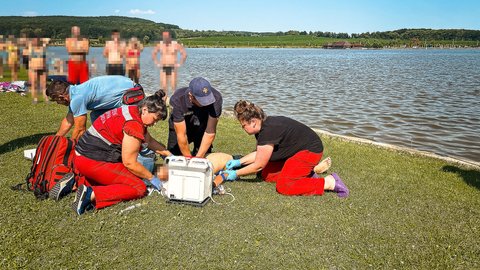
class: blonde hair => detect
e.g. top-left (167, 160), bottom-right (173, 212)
top-left (233, 100), bottom-right (266, 122)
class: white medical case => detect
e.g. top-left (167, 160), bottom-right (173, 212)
top-left (165, 156), bottom-right (213, 206)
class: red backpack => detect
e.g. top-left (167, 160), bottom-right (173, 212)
top-left (24, 135), bottom-right (76, 199)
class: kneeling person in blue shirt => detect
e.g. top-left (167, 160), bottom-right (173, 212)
top-left (46, 75), bottom-right (156, 173)
top-left (46, 75), bottom-right (138, 141)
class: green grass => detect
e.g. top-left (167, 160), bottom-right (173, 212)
top-left (182, 35), bottom-right (337, 48)
top-left (1, 66), bottom-right (28, 82)
top-left (180, 35), bottom-right (480, 48)
top-left (0, 93), bottom-right (479, 269)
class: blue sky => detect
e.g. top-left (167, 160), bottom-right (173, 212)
top-left (1, 0), bottom-right (479, 33)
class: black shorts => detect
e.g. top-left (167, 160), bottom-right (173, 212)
top-left (106, 64), bottom-right (125, 76)
top-left (162, 66), bottom-right (174, 76)
top-left (23, 56), bottom-right (29, 69)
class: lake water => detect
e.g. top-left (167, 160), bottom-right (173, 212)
top-left (48, 47), bottom-right (480, 162)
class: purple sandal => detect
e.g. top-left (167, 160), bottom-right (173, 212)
top-left (332, 173), bottom-right (349, 198)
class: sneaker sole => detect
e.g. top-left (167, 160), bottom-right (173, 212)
top-left (49, 172), bottom-right (75, 201)
top-left (72, 185), bottom-right (88, 215)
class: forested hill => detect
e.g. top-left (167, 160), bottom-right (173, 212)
top-left (0, 16), bottom-right (179, 42)
top-left (0, 16), bottom-right (479, 44)
top-left (352, 28), bottom-right (480, 41)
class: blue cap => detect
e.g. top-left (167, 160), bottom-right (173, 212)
top-left (189, 77), bottom-right (216, 106)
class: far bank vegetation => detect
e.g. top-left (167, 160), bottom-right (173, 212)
top-left (0, 16), bottom-right (479, 48)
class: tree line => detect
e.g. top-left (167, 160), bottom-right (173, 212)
top-left (0, 16), bottom-right (179, 44)
top-left (0, 16), bottom-right (479, 44)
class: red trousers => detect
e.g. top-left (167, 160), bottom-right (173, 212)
top-left (261, 150), bottom-right (325, 196)
top-left (68, 60), bottom-right (89, 85)
top-left (73, 154), bottom-right (146, 209)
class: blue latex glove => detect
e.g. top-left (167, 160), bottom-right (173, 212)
top-left (225, 159), bottom-right (242, 170)
top-left (223, 170), bottom-right (238, 181)
top-left (150, 176), bottom-right (162, 190)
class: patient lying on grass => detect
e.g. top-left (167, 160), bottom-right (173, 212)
top-left (220, 100), bottom-right (349, 197)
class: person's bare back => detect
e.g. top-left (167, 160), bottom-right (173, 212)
top-left (66, 26), bottom-right (88, 62)
top-left (104, 40), bottom-right (124, 64)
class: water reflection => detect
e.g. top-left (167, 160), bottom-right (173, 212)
top-left (47, 47), bottom-right (480, 162)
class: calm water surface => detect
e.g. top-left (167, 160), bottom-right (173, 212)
top-left (48, 47), bottom-right (480, 162)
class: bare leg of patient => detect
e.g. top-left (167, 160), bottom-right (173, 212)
top-left (314, 157), bottom-right (332, 174)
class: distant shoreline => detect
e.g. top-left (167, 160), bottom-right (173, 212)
top-left (48, 44), bottom-right (480, 50)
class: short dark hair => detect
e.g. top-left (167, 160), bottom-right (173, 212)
top-left (137, 89), bottom-right (168, 120)
top-left (46, 80), bottom-right (70, 99)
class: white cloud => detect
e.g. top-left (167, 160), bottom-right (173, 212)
top-left (129, 9), bottom-right (155, 15)
top-left (23, 11), bottom-right (38, 17)
top-left (114, 9), bottom-right (120, 14)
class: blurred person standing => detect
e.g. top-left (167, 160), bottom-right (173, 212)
top-left (103, 29), bottom-right (126, 76)
top-left (126, 37), bottom-right (143, 83)
top-left (0, 35), bottom-right (5, 79)
top-left (17, 33), bottom-right (30, 70)
top-left (6, 35), bottom-right (19, 82)
top-left (29, 37), bottom-right (49, 103)
top-left (152, 31), bottom-right (187, 97)
top-left (65, 26), bottom-right (89, 84)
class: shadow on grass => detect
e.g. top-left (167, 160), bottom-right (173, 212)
top-left (237, 173), bottom-right (264, 183)
top-left (442, 165), bottom-right (480, 190)
top-left (237, 177), bottom-right (264, 183)
top-left (0, 133), bottom-right (53, 155)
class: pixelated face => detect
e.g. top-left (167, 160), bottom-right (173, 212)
top-left (162, 32), bottom-right (171, 42)
top-left (240, 119), bottom-right (259, 135)
top-left (72, 26), bottom-right (80, 36)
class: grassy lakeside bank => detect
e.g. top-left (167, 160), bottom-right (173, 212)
top-left (179, 35), bottom-right (480, 49)
top-left (0, 93), bottom-right (479, 269)
top-left (50, 35), bottom-right (480, 48)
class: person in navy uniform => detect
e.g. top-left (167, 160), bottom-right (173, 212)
top-left (167, 77), bottom-right (223, 157)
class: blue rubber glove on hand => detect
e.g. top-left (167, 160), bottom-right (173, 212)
top-left (223, 170), bottom-right (238, 181)
top-left (225, 159), bottom-right (242, 170)
top-left (150, 176), bottom-right (162, 190)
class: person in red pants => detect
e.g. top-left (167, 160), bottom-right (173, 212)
top-left (65, 26), bottom-right (89, 84)
top-left (70, 90), bottom-right (171, 215)
top-left (223, 100), bottom-right (349, 197)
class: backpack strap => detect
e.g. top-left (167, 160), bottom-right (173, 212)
top-left (26, 135), bottom-right (49, 190)
top-left (63, 138), bottom-right (74, 165)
